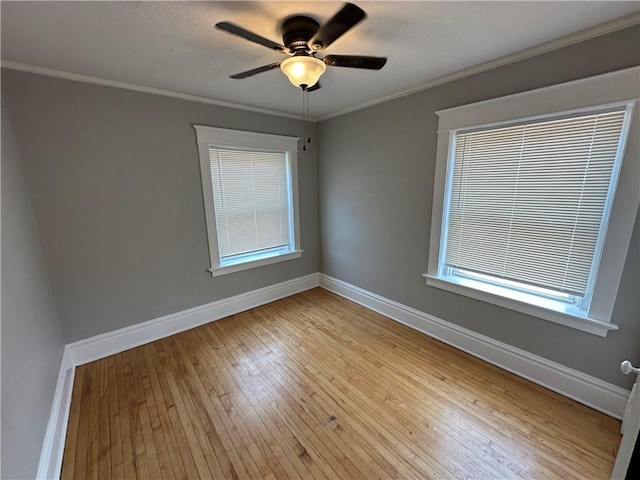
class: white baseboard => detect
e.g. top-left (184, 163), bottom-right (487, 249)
top-left (319, 274), bottom-right (630, 419)
top-left (37, 346), bottom-right (75, 480)
top-left (68, 273), bottom-right (320, 366)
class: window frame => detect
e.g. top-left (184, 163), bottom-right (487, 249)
top-left (425, 67), bottom-right (640, 337)
top-left (194, 125), bottom-right (302, 277)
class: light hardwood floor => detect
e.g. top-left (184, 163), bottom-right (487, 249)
top-left (61, 288), bottom-right (620, 479)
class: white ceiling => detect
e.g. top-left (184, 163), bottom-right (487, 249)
top-left (2, 1), bottom-right (638, 119)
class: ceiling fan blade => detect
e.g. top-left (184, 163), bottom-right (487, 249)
top-left (323, 55), bottom-right (387, 70)
top-left (216, 22), bottom-right (287, 53)
top-left (229, 62), bottom-right (281, 79)
top-left (310, 3), bottom-right (366, 49)
top-left (306, 82), bottom-right (321, 92)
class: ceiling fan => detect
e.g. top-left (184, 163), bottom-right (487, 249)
top-left (216, 2), bottom-right (387, 91)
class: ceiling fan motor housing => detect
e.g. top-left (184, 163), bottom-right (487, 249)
top-left (282, 16), bottom-right (320, 52)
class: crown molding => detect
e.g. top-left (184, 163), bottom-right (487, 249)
top-left (318, 12), bottom-right (640, 121)
top-left (0, 60), bottom-right (314, 121)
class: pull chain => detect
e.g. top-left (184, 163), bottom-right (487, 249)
top-left (306, 89), bottom-right (311, 146)
top-left (301, 87), bottom-right (307, 151)
top-left (300, 87), bottom-right (313, 151)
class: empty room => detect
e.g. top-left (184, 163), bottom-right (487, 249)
top-left (2, 1), bottom-right (640, 479)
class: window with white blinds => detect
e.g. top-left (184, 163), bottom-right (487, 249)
top-left (443, 107), bottom-right (628, 299)
top-left (194, 125), bottom-right (301, 277)
top-left (209, 148), bottom-right (291, 260)
top-left (426, 68), bottom-right (639, 335)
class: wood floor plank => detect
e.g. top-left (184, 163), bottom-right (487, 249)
top-left (184, 327), bottom-right (308, 480)
top-left (60, 366), bottom-right (88, 480)
top-left (121, 350), bottom-right (151, 479)
top-left (128, 349), bottom-right (164, 480)
top-left (167, 334), bottom-right (261, 479)
top-left (134, 346), bottom-right (176, 480)
top-left (106, 356), bottom-right (124, 480)
top-left (140, 344), bottom-right (189, 480)
top-left (72, 365), bottom-right (91, 480)
top-left (60, 363), bottom-right (84, 480)
top-left (176, 332), bottom-right (279, 478)
top-left (86, 360), bottom-right (101, 480)
top-left (145, 340), bottom-right (202, 479)
top-left (98, 359), bottom-right (112, 480)
top-left (202, 320), bottom-right (329, 480)
top-left (114, 353), bottom-right (137, 479)
top-left (62, 288), bottom-right (621, 479)
top-left (155, 338), bottom-right (225, 479)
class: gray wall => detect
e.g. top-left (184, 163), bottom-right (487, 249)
top-left (318, 25), bottom-right (640, 389)
top-left (1, 98), bottom-right (65, 479)
top-left (1, 71), bottom-right (320, 342)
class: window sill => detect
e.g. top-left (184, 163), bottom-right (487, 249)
top-left (209, 250), bottom-right (303, 277)
top-left (423, 274), bottom-right (617, 337)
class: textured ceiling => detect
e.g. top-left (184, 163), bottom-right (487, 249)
top-left (1, 1), bottom-right (639, 119)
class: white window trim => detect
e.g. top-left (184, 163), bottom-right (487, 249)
top-left (194, 125), bottom-right (302, 277)
top-left (426, 66), bottom-right (640, 337)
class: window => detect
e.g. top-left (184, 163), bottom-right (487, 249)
top-left (444, 108), bottom-right (629, 304)
top-left (194, 126), bottom-right (302, 276)
top-left (426, 67), bottom-right (639, 336)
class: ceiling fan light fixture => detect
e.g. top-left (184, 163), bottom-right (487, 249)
top-left (280, 56), bottom-right (326, 89)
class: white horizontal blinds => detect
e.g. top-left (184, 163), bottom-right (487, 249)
top-left (209, 148), bottom-right (290, 259)
top-left (445, 108), bottom-right (626, 296)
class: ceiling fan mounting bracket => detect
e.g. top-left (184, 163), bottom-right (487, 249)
top-left (282, 16), bottom-right (319, 53)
